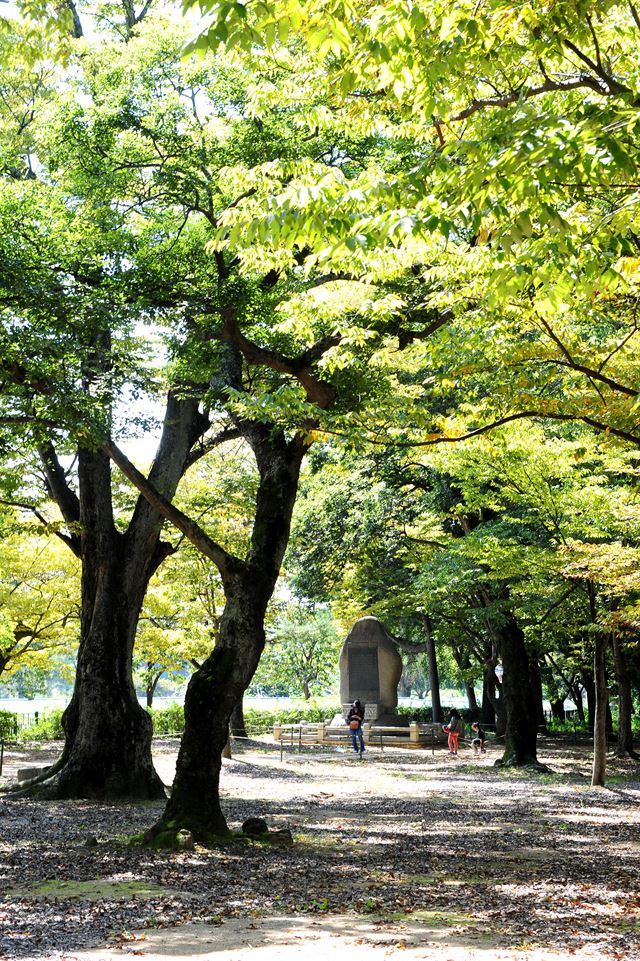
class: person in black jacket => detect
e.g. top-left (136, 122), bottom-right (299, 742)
top-left (347, 699), bottom-right (365, 756)
top-left (471, 721), bottom-right (486, 755)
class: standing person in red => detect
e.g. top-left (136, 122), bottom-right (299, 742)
top-left (443, 709), bottom-right (463, 756)
top-left (347, 699), bottom-right (365, 757)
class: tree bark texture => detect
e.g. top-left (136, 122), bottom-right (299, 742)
top-left (152, 429), bottom-right (305, 841)
top-left (497, 613), bottom-right (539, 766)
top-left (592, 630), bottom-right (609, 786)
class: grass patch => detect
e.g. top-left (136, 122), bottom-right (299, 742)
top-left (6, 879), bottom-right (171, 900)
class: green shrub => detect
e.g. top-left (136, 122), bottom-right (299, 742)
top-left (397, 705), bottom-right (479, 724)
top-left (20, 709), bottom-right (65, 740)
top-left (147, 703), bottom-right (184, 734)
top-left (243, 705), bottom-right (342, 735)
top-left (0, 710), bottom-right (18, 738)
top-left (546, 716), bottom-right (589, 735)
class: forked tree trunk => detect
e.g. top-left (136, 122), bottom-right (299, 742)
top-left (24, 396), bottom-right (205, 800)
top-left (569, 682), bottom-right (585, 723)
top-left (147, 428), bottom-right (305, 842)
top-left (497, 614), bottom-right (539, 767)
top-left (611, 633), bottom-right (636, 758)
top-left (27, 451), bottom-right (164, 799)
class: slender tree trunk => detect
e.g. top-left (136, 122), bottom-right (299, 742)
top-left (529, 654), bottom-right (547, 733)
top-left (421, 614), bottom-right (442, 723)
top-left (147, 429), bottom-right (305, 842)
top-left (484, 662), bottom-right (506, 735)
top-left (464, 680), bottom-right (478, 712)
top-left (583, 670), bottom-right (596, 733)
top-left (481, 670), bottom-right (496, 727)
top-left (230, 698), bottom-right (247, 740)
top-left (611, 633), bottom-right (636, 758)
top-left (451, 645), bottom-right (477, 713)
top-left (592, 630), bottom-right (609, 786)
top-left (497, 613), bottom-right (539, 767)
top-left (551, 698), bottom-right (566, 722)
top-left (146, 672), bottom-right (161, 709)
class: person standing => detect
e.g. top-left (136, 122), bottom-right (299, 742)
top-left (443, 708), bottom-right (463, 756)
top-left (347, 699), bottom-right (365, 756)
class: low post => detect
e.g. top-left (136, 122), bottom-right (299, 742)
top-left (410, 721), bottom-right (419, 744)
top-left (273, 720), bottom-right (282, 743)
top-left (431, 727), bottom-right (436, 756)
top-left (363, 721), bottom-right (371, 747)
top-left (318, 721), bottom-right (326, 745)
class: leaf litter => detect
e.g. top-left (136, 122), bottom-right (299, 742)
top-left (0, 737), bottom-right (639, 959)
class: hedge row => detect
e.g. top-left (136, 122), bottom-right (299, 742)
top-left (5, 702), bottom-right (489, 742)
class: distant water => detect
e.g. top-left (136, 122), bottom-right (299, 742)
top-left (0, 694), bottom-right (437, 715)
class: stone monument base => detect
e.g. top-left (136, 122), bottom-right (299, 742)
top-left (373, 712), bottom-right (410, 729)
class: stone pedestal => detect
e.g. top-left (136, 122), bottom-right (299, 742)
top-left (339, 616), bottom-right (403, 721)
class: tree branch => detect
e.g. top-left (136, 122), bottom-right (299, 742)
top-left (185, 425), bottom-right (244, 469)
top-left (449, 76), bottom-right (611, 125)
top-left (104, 438), bottom-right (243, 579)
top-left (37, 443), bottom-right (81, 552)
top-left (215, 310), bottom-right (337, 409)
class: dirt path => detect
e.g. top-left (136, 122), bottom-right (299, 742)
top-left (1, 737), bottom-right (639, 960)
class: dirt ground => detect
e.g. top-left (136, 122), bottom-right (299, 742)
top-left (1, 736), bottom-right (639, 961)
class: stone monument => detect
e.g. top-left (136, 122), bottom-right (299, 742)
top-left (339, 616), bottom-right (405, 724)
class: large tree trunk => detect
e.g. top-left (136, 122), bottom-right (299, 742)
top-left (153, 578), bottom-right (271, 839)
top-left (497, 614), bottom-right (539, 767)
top-left (421, 614), bottom-right (442, 723)
top-left (611, 633), bottom-right (636, 758)
top-left (147, 428), bottom-right (305, 843)
top-left (27, 450), bottom-right (164, 799)
top-left (24, 395), bottom-right (205, 800)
